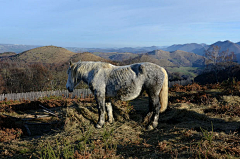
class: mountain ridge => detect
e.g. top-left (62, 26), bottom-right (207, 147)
top-left (1, 40), bottom-right (240, 56)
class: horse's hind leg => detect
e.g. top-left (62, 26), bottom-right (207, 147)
top-left (106, 102), bottom-right (114, 124)
top-left (143, 97), bottom-right (154, 125)
top-left (147, 95), bottom-right (161, 130)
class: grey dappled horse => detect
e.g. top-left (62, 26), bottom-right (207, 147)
top-left (66, 61), bottom-right (168, 130)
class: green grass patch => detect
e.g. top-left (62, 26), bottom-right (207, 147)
top-left (166, 66), bottom-right (203, 78)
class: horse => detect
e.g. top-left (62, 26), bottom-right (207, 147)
top-left (66, 61), bottom-right (168, 130)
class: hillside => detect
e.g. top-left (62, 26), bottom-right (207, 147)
top-left (70, 52), bottom-right (112, 63)
top-left (168, 50), bottom-right (205, 66)
top-left (122, 50), bottom-right (204, 67)
top-left (7, 46), bottom-right (77, 63)
top-left (1, 84), bottom-right (240, 158)
top-left (0, 52), bottom-right (16, 58)
top-left (91, 52), bottom-right (139, 61)
top-left (122, 53), bottom-right (175, 67)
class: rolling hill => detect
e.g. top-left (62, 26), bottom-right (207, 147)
top-left (0, 46), bottom-right (113, 64)
top-left (5, 46), bottom-right (76, 63)
top-left (70, 52), bottom-right (112, 63)
top-left (122, 50), bottom-right (204, 67)
top-left (91, 52), bottom-right (139, 61)
top-left (2, 41), bottom-right (239, 66)
top-left (0, 52), bottom-right (16, 58)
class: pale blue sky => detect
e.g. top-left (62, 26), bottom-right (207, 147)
top-left (1, 0), bottom-right (240, 47)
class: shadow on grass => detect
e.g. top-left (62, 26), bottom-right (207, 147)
top-left (116, 98), bottom-right (240, 158)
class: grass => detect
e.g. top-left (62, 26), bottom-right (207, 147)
top-left (166, 66), bottom-right (203, 78)
top-left (1, 83), bottom-right (240, 158)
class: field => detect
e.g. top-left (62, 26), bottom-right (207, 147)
top-left (166, 67), bottom-right (203, 79)
top-left (0, 83), bottom-right (240, 159)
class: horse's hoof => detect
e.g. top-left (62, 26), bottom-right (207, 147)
top-left (109, 118), bottom-right (115, 124)
top-left (95, 124), bottom-right (103, 129)
top-left (147, 125), bottom-right (154, 131)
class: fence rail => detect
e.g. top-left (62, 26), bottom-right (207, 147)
top-left (0, 89), bottom-right (92, 101)
top-left (0, 80), bottom-right (193, 101)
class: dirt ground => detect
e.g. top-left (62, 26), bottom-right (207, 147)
top-left (0, 90), bottom-right (240, 158)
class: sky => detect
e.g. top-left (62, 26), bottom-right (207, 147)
top-left (1, 0), bottom-right (240, 48)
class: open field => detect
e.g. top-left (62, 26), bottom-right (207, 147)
top-left (0, 83), bottom-right (240, 158)
top-left (166, 67), bottom-right (203, 79)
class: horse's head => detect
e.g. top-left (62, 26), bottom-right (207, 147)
top-left (66, 61), bottom-right (80, 92)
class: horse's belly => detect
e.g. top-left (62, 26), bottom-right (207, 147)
top-left (106, 83), bottom-right (142, 101)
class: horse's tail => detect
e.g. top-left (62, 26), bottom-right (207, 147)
top-left (159, 67), bottom-right (168, 113)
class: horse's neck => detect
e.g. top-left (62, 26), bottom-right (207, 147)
top-left (79, 64), bottom-right (102, 83)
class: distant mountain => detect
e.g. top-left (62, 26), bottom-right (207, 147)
top-left (0, 44), bottom-right (40, 53)
top-left (209, 40), bottom-right (240, 53)
top-left (162, 43), bottom-right (209, 55)
top-left (1, 41), bottom-right (240, 63)
top-left (122, 49), bottom-right (204, 67)
top-left (0, 44), bottom-right (162, 54)
top-left (66, 46), bottom-right (162, 54)
top-left (207, 40), bottom-right (240, 62)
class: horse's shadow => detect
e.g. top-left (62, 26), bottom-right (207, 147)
top-left (116, 97), bottom-right (240, 158)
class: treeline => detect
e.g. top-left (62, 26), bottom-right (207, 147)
top-left (0, 59), bottom-right (189, 94)
top-left (0, 61), bottom-right (72, 94)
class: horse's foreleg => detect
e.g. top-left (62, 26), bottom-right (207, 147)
top-left (106, 102), bottom-right (114, 124)
top-left (95, 96), bottom-right (106, 129)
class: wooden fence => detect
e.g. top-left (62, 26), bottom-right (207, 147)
top-left (0, 80), bottom-right (192, 101)
top-left (0, 89), bottom-right (92, 101)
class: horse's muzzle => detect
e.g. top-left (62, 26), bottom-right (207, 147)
top-left (67, 87), bottom-right (73, 92)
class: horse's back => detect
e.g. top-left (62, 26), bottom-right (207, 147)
top-left (141, 62), bottom-right (166, 93)
top-left (105, 63), bottom-right (146, 100)
top-left (105, 62), bottom-right (165, 100)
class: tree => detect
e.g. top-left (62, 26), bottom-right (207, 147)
top-left (204, 45), bottom-right (237, 82)
top-left (0, 74), bottom-right (5, 94)
top-left (204, 46), bottom-right (237, 66)
top-left (29, 63), bottom-right (52, 91)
